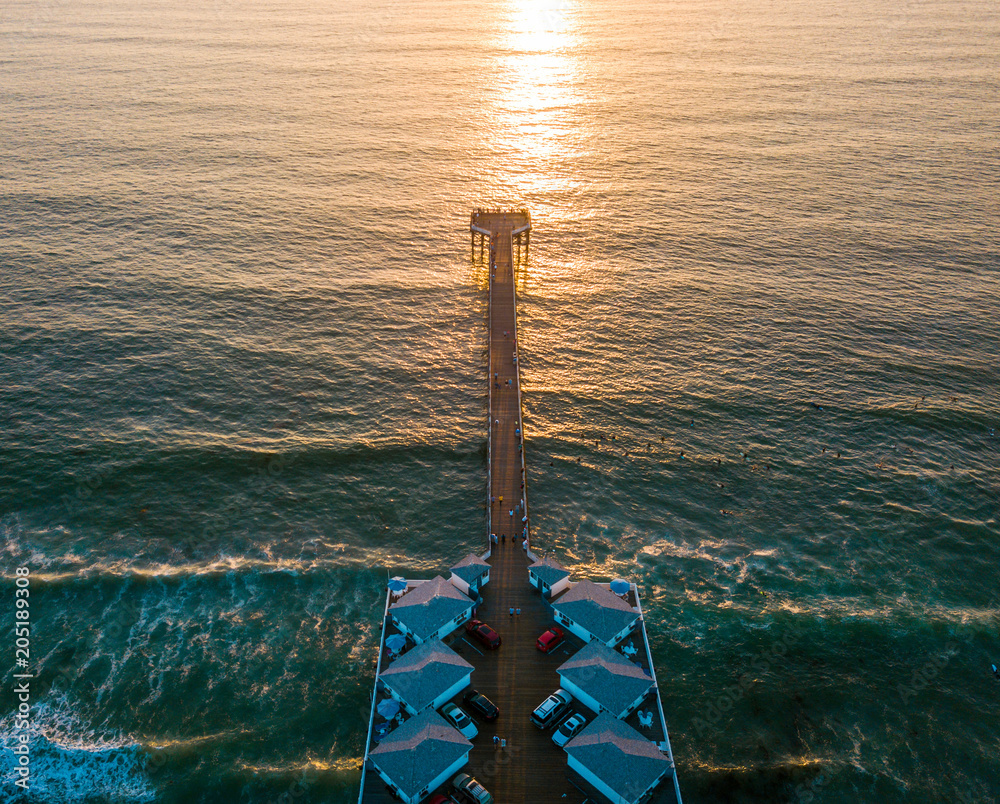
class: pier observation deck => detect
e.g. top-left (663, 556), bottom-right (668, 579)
top-left (357, 209), bottom-right (682, 804)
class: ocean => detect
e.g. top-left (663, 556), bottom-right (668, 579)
top-left (1, 0), bottom-right (998, 801)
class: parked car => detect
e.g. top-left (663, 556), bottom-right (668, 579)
top-left (530, 688), bottom-right (573, 728)
top-left (451, 773), bottom-right (494, 804)
top-left (427, 795), bottom-right (459, 804)
top-left (465, 619), bottom-right (501, 649)
top-left (552, 712), bottom-right (588, 747)
top-left (441, 702), bottom-right (478, 739)
top-left (463, 689), bottom-right (499, 721)
top-left (536, 626), bottom-right (564, 653)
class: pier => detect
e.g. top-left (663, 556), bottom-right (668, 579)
top-left (358, 209), bottom-right (682, 804)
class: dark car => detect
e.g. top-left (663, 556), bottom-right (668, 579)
top-left (465, 619), bottom-right (501, 650)
top-left (463, 689), bottom-right (499, 721)
top-left (536, 626), bottom-right (564, 653)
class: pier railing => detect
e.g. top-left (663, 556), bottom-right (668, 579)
top-left (634, 587), bottom-right (684, 803)
top-left (356, 585), bottom-right (395, 804)
top-left (486, 252), bottom-right (493, 558)
top-left (510, 249), bottom-right (535, 563)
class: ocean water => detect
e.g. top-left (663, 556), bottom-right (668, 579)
top-left (1, 0), bottom-right (999, 801)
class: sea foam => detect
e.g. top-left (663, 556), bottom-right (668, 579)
top-left (0, 692), bottom-right (156, 803)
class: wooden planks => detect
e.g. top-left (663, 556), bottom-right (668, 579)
top-left (460, 209), bottom-right (590, 801)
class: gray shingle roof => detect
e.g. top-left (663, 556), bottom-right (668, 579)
top-left (389, 576), bottom-right (474, 641)
top-left (380, 640), bottom-right (473, 712)
top-left (450, 553), bottom-right (490, 585)
top-left (528, 555), bottom-right (570, 585)
top-left (557, 641), bottom-right (654, 717)
top-left (552, 579), bottom-right (638, 644)
top-left (565, 712), bottom-right (670, 803)
top-left (370, 708), bottom-right (471, 799)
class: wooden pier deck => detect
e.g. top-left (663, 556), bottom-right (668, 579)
top-left (358, 209), bottom-right (680, 804)
top-left (466, 207), bottom-right (587, 801)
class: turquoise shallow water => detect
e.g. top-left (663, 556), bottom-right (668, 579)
top-left (2, 0), bottom-right (999, 801)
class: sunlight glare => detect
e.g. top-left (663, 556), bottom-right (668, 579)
top-left (511, 0), bottom-right (574, 53)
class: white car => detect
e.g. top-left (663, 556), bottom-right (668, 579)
top-left (530, 688), bottom-right (573, 728)
top-left (552, 712), bottom-right (587, 747)
top-left (441, 702), bottom-right (479, 739)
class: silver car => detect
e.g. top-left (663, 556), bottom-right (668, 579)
top-left (552, 712), bottom-right (587, 747)
top-left (441, 702), bottom-right (478, 739)
top-left (530, 688), bottom-right (573, 728)
top-left (451, 772), bottom-right (494, 804)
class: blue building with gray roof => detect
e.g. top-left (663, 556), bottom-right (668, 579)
top-left (388, 575), bottom-right (474, 643)
top-left (552, 579), bottom-right (640, 646)
top-left (565, 712), bottom-right (673, 804)
top-left (448, 553), bottom-right (490, 597)
top-left (369, 708), bottom-right (472, 804)
top-left (528, 555), bottom-right (571, 598)
top-left (379, 639), bottom-right (473, 714)
top-left (557, 640), bottom-right (655, 719)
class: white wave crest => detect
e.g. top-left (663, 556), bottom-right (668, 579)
top-left (0, 692), bottom-right (156, 803)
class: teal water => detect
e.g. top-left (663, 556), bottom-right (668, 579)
top-left (2, 0), bottom-right (999, 801)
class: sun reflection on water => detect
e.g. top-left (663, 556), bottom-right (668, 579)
top-left (510, 0), bottom-right (574, 53)
top-left (484, 0), bottom-right (585, 226)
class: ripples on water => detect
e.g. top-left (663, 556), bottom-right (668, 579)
top-left (1, 0), bottom-right (998, 800)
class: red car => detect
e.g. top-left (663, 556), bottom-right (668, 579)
top-left (466, 619), bottom-right (501, 649)
top-left (427, 795), bottom-right (459, 804)
top-left (536, 627), bottom-right (564, 653)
